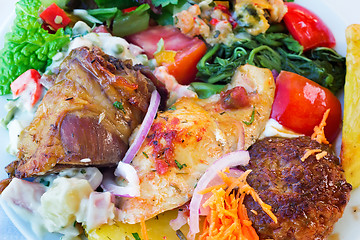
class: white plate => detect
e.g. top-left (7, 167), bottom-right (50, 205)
top-left (0, 0), bottom-right (360, 239)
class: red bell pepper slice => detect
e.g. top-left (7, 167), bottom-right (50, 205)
top-left (40, 3), bottom-right (71, 31)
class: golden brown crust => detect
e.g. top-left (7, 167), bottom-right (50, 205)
top-left (245, 137), bottom-right (352, 240)
top-left (7, 47), bottom-right (158, 178)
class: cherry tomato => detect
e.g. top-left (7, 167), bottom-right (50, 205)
top-left (40, 3), bottom-right (71, 31)
top-left (270, 71), bottom-right (341, 142)
top-left (126, 26), bottom-right (207, 85)
top-left (283, 2), bottom-right (336, 51)
top-left (10, 69), bottom-right (43, 106)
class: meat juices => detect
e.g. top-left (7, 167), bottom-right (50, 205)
top-left (244, 137), bottom-right (352, 240)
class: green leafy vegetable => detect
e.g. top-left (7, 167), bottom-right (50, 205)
top-left (87, 7), bottom-right (118, 22)
top-left (175, 160), bottom-right (187, 170)
top-left (94, 0), bottom-right (138, 9)
top-left (113, 101), bottom-right (126, 113)
top-left (151, 0), bottom-right (190, 25)
top-left (0, 0), bottom-right (70, 95)
top-left (190, 82), bottom-right (225, 99)
top-left (151, 0), bottom-right (177, 7)
top-left (112, 4), bottom-right (150, 37)
top-left (132, 232), bottom-right (142, 240)
top-left (243, 106), bottom-right (255, 126)
top-left (197, 32), bottom-right (345, 94)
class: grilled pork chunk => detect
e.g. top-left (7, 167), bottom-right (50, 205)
top-left (117, 64), bottom-right (275, 223)
top-left (6, 47), bottom-right (166, 178)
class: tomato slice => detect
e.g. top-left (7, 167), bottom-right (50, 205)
top-left (270, 71), bottom-right (341, 142)
top-left (126, 26), bottom-right (207, 85)
top-left (283, 2), bottom-right (336, 51)
top-left (40, 3), bottom-right (71, 31)
top-left (10, 69), bottom-right (43, 106)
top-left (166, 40), bottom-right (207, 85)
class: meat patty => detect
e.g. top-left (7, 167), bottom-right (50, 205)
top-left (244, 136), bottom-right (352, 240)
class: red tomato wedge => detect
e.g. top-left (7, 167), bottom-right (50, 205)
top-left (270, 71), bottom-right (341, 142)
top-left (10, 69), bottom-right (43, 106)
top-left (126, 26), bottom-right (207, 85)
top-left (283, 2), bottom-right (336, 51)
top-left (40, 3), bottom-right (71, 31)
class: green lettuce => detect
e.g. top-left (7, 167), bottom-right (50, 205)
top-left (0, 0), bottom-right (70, 95)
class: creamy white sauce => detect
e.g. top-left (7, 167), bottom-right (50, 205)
top-left (260, 118), bottom-right (304, 139)
top-left (5, 98), bottom-right (38, 155)
top-left (47, 21), bottom-right (149, 74)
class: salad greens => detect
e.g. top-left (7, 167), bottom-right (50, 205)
top-left (196, 32), bottom-right (346, 95)
top-left (0, 0), bottom-right (70, 95)
top-left (112, 4), bottom-right (150, 37)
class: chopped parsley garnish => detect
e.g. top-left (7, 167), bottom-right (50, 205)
top-left (175, 160), bottom-right (187, 170)
top-left (39, 178), bottom-right (50, 187)
top-left (168, 105), bottom-right (176, 110)
top-left (132, 232), bottom-right (142, 240)
top-left (113, 101), bottom-right (126, 113)
top-left (243, 106), bottom-right (255, 126)
top-left (80, 169), bottom-right (86, 174)
top-left (142, 152), bottom-right (149, 158)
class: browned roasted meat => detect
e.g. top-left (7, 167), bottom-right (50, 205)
top-left (244, 137), bottom-right (352, 240)
top-left (6, 46), bottom-right (165, 178)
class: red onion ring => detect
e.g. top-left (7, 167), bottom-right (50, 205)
top-left (101, 162), bottom-right (140, 197)
top-left (199, 168), bottom-right (244, 216)
top-left (120, 90), bottom-right (160, 165)
top-left (188, 150), bottom-right (250, 239)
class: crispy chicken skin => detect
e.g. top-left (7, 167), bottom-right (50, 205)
top-left (245, 137), bottom-right (352, 240)
top-left (117, 64), bottom-right (275, 223)
top-left (6, 47), bottom-right (163, 178)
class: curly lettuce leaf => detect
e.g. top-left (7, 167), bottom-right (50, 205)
top-left (0, 0), bottom-right (70, 95)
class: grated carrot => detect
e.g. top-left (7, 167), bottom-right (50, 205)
top-left (199, 170), bottom-right (277, 240)
top-left (311, 109), bottom-right (330, 144)
top-left (140, 218), bottom-right (149, 240)
top-left (316, 151), bottom-right (327, 160)
top-left (301, 149), bottom-right (322, 161)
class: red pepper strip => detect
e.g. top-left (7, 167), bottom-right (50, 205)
top-left (40, 3), bottom-right (71, 31)
top-left (122, 6), bottom-right (138, 13)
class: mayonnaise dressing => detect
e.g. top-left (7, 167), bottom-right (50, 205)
top-left (260, 118), bottom-right (304, 139)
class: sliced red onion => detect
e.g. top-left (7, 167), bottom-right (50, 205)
top-left (272, 69), bottom-right (279, 81)
top-left (121, 90), bottom-right (160, 165)
top-left (170, 209), bottom-right (188, 231)
top-left (101, 162), bottom-right (140, 198)
top-left (199, 168), bottom-right (244, 216)
top-left (236, 122), bottom-right (245, 151)
top-left (170, 204), bottom-right (190, 231)
top-left (188, 151), bottom-right (250, 239)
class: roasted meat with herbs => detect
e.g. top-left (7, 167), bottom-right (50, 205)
top-left (6, 46), bottom-right (166, 178)
top-left (117, 64), bottom-right (275, 223)
top-left (244, 137), bottom-right (352, 240)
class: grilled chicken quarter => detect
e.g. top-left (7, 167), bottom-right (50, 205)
top-left (6, 47), bottom-right (166, 178)
top-left (117, 64), bottom-right (275, 223)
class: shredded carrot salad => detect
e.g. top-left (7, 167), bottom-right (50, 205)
top-left (140, 218), bottom-right (149, 240)
top-left (199, 169), bottom-right (277, 240)
top-left (311, 108), bottom-right (330, 144)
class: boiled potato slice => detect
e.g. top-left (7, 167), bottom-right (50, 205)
top-left (87, 209), bottom-right (189, 240)
top-left (341, 24), bottom-right (360, 188)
